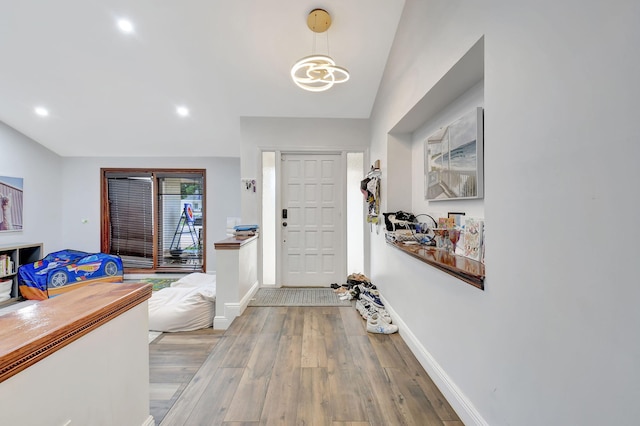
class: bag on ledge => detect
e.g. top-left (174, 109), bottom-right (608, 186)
top-left (383, 211), bottom-right (417, 232)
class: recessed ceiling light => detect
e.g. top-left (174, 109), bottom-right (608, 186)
top-left (176, 106), bottom-right (190, 117)
top-left (34, 107), bottom-right (49, 117)
top-left (117, 19), bottom-right (134, 34)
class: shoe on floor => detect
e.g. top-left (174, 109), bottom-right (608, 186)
top-left (347, 272), bottom-right (371, 284)
top-left (366, 313), bottom-right (398, 334)
top-left (339, 292), bottom-right (352, 301)
top-left (355, 299), bottom-right (368, 318)
top-left (375, 307), bottom-right (393, 324)
top-left (361, 290), bottom-right (384, 309)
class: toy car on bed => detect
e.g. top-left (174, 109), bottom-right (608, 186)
top-left (18, 250), bottom-right (124, 300)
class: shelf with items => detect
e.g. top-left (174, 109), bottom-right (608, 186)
top-left (387, 240), bottom-right (484, 290)
top-left (0, 243), bottom-right (43, 305)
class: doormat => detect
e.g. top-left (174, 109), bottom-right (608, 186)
top-left (249, 288), bottom-right (352, 307)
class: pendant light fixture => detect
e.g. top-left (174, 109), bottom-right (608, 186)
top-left (291, 9), bottom-right (350, 92)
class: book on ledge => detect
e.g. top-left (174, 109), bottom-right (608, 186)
top-left (234, 224), bottom-right (258, 232)
top-left (234, 224), bottom-right (259, 237)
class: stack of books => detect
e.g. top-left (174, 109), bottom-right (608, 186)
top-left (234, 224), bottom-right (259, 237)
top-left (0, 254), bottom-right (14, 276)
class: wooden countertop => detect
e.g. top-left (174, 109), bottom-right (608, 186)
top-left (387, 241), bottom-right (485, 290)
top-left (0, 282), bottom-right (152, 383)
top-left (214, 234), bottom-right (258, 250)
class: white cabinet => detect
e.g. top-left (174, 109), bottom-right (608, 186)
top-left (0, 243), bottom-right (42, 305)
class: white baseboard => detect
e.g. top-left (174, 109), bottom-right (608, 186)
top-left (213, 314), bottom-right (232, 330)
top-left (141, 414), bottom-right (155, 426)
top-left (382, 296), bottom-right (488, 426)
top-left (213, 280), bottom-right (259, 330)
top-left (240, 280), bottom-right (260, 313)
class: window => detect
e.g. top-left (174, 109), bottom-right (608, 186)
top-left (101, 169), bottom-right (205, 273)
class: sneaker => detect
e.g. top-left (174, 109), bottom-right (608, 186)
top-left (375, 307), bottom-right (393, 324)
top-left (361, 290), bottom-right (384, 309)
top-left (339, 292), bottom-right (352, 301)
top-left (356, 300), bottom-right (391, 323)
top-left (358, 285), bottom-right (380, 296)
top-left (366, 313), bottom-right (398, 334)
top-left (351, 285), bottom-right (361, 299)
top-left (355, 299), bottom-right (368, 318)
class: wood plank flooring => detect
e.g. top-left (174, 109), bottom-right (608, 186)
top-left (149, 328), bottom-right (223, 423)
top-left (150, 306), bottom-right (463, 426)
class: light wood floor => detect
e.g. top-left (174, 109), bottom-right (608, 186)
top-left (150, 306), bottom-right (463, 426)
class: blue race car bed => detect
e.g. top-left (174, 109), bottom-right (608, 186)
top-left (18, 250), bottom-right (123, 300)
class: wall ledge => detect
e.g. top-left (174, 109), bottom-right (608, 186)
top-left (0, 282), bottom-right (151, 383)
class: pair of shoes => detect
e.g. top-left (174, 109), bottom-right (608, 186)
top-left (361, 290), bottom-right (384, 309)
top-left (366, 313), bottom-right (398, 334)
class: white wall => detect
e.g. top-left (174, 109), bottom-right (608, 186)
top-left (0, 121), bottom-right (63, 251)
top-left (370, 1), bottom-right (640, 425)
top-left (239, 117), bottom-right (370, 224)
top-left (60, 156), bottom-right (240, 273)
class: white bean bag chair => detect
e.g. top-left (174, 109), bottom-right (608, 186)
top-left (148, 273), bottom-right (216, 332)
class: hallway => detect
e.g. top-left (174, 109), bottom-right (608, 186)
top-left (150, 305), bottom-right (462, 425)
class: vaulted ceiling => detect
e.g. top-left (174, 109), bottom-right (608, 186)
top-left (0, 1), bottom-right (405, 157)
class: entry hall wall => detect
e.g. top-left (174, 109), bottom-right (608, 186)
top-left (60, 156), bottom-right (240, 273)
top-left (239, 117), bottom-right (370, 225)
top-left (369, 1), bottom-right (640, 425)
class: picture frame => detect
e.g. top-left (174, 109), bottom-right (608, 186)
top-left (0, 176), bottom-right (24, 232)
top-left (447, 212), bottom-right (466, 228)
top-left (425, 107), bottom-right (484, 201)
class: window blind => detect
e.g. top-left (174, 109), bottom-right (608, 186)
top-left (107, 176), bottom-right (153, 268)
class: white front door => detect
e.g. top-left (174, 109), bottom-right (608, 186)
top-left (280, 153), bottom-right (345, 286)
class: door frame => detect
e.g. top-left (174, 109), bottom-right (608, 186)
top-left (259, 148), bottom-right (370, 288)
top-left (277, 151), bottom-right (346, 287)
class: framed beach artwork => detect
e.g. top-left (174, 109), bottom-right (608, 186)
top-left (0, 176), bottom-right (24, 232)
top-left (425, 107), bottom-right (484, 201)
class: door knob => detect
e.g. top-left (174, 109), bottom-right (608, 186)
top-left (282, 222), bottom-right (288, 227)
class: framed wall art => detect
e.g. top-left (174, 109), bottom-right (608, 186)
top-left (425, 107), bottom-right (484, 201)
top-left (0, 176), bottom-right (24, 232)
